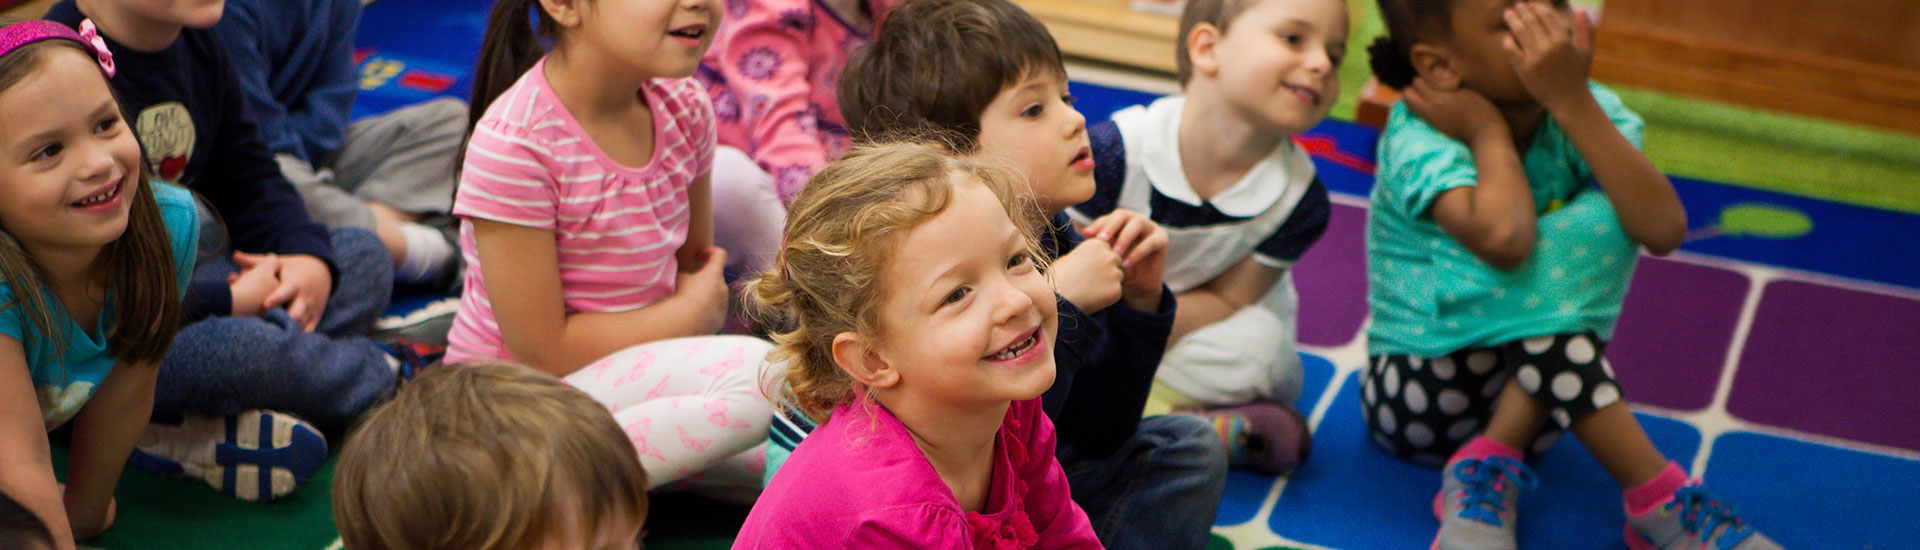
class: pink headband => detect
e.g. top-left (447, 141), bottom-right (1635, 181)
top-left (0, 19), bottom-right (116, 77)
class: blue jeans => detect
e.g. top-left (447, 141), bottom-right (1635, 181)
top-left (155, 227), bottom-right (395, 432)
top-left (1065, 414), bottom-right (1227, 550)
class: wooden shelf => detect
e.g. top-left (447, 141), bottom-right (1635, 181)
top-left (1014, 0), bottom-right (1180, 75)
top-left (1591, 0), bottom-right (1920, 135)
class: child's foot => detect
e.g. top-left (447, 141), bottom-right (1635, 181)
top-left (1432, 456), bottom-right (1537, 550)
top-left (1626, 484), bottom-right (1782, 550)
top-left (373, 296), bottom-right (458, 348)
top-left (1190, 401), bottom-right (1311, 475)
top-left (128, 410), bottom-right (328, 502)
top-left (377, 333), bottom-right (448, 380)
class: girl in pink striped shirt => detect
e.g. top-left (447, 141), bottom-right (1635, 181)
top-left (448, 0), bottom-right (777, 500)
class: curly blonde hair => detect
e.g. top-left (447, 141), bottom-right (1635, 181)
top-left (746, 142), bottom-right (1048, 421)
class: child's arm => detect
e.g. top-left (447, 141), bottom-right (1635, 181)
top-left (706, 0), bottom-right (837, 201)
top-left (1504, 3), bottom-right (1685, 253)
top-left (1172, 258), bottom-right (1283, 341)
top-left (216, 0), bottom-right (359, 163)
top-left (1406, 79), bottom-right (1538, 270)
top-left (472, 220), bottom-right (730, 376)
top-left (59, 362), bottom-right (157, 540)
top-left (0, 339), bottom-right (75, 550)
top-left (678, 175), bottom-right (715, 268)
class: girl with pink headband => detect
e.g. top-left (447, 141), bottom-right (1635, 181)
top-left (0, 17), bottom-right (202, 549)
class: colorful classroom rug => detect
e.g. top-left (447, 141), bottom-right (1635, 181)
top-left (62, 1), bottom-right (1918, 548)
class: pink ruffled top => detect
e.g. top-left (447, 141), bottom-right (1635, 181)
top-left (733, 398), bottom-right (1102, 549)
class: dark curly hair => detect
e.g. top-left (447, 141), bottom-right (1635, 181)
top-left (1366, 0), bottom-right (1458, 89)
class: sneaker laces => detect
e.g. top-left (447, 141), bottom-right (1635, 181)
top-left (1453, 457), bottom-right (1538, 526)
top-left (1667, 485), bottom-right (1754, 549)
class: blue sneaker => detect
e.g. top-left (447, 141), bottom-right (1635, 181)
top-left (129, 410), bottom-right (327, 502)
top-left (1432, 456), bottom-right (1538, 550)
top-left (1627, 484), bottom-right (1782, 550)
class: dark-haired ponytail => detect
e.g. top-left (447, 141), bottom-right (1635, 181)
top-left (466, 0), bottom-right (554, 139)
top-left (1368, 36), bottom-right (1416, 90)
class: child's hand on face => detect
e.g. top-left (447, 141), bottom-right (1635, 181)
top-left (675, 246), bottom-right (731, 336)
top-left (228, 252), bottom-right (281, 318)
top-left (1500, 1), bottom-right (1595, 111)
top-left (267, 255), bottom-right (334, 332)
top-left (1406, 77), bottom-right (1507, 144)
top-left (1051, 240), bottom-right (1125, 313)
top-left (1080, 210), bottom-right (1167, 310)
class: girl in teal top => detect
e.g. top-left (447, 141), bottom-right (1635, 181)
top-left (1364, 1), bottom-right (1780, 549)
top-left (0, 20), bottom-right (196, 548)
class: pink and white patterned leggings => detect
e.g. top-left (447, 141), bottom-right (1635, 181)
top-left (563, 335), bottom-right (778, 500)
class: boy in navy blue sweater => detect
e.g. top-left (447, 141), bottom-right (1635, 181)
top-left (214, 0), bottom-right (465, 288)
top-left (761, 1), bottom-right (1227, 548)
top-left (48, 0), bottom-right (424, 502)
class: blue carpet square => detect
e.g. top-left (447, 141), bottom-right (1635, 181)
top-left (1703, 431), bottom-right (1920, 549)
top-left (1269, 370), bottom-right (1701, 549)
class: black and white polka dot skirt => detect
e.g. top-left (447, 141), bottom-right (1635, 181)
top-left (1361, 332), bottom-right (1623, 465)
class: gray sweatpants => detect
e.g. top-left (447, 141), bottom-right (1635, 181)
top-left (279, 97), bottom-right (467, 229)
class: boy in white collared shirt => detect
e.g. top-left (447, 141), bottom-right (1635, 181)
top-left (1070, 0), bottom-right (1347, 474)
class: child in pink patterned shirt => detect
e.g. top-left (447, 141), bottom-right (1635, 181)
top-left (449, 0), bottom-right (778, 500)
top-left (697, 0), bottom-right (902, 271)
top-left (735, 143), bottom-right (1100, 549)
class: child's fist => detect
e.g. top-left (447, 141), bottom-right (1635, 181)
top-left (1080, 210), bottom-right (1167, 311)
top-left (1051, 240), bottom-right (1124, 313)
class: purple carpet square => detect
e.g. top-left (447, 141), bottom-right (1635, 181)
top-left (1605, 258), bottom-right (1750, 411)
top-left (1728, 280), bottom-right (1920, 452)
top-left (1295, 202), bottom-right (1369, 347)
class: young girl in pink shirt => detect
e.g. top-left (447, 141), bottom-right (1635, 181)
top-left (450, 0), bottom-right (777, 499)
top-left (698, 0), bottom-right (901, 271)
top-left (734, 143), bottom-right (1100, 549)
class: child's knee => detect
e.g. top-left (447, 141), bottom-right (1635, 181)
top-left (1161, 306), bottom-right (1299, 403)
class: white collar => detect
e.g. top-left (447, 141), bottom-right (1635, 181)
top-left (1123, 95), bottom-right (1310, 218)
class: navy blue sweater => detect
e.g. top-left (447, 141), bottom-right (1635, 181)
top-left (1039, 212), bottom-right (1177, 463)
top-left (48, 3), bottom-right (337, 321)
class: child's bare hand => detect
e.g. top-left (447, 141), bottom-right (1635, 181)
top-left (1080, 210), bottom-right (1167, 308)
top-left (266, 255), bottom-right (333, 332)
top-left (675, 246), bottom-right (730, 335)
top-left (227, 252), bottom-right (281, 318)
top-left (1501, 1), bottom-right (1594, 110)
top-left (1050, 240), bottom-right (1124, 313)
top-left (1405, 77), bottom-right (1508, 145)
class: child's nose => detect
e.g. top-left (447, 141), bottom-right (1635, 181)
top-left (76, 141), bottom-right (117, 181)
top-left (989, 278), bottom-right (1036, 324)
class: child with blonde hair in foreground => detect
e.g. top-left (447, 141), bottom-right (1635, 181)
top-left (333, 361), bottom-right (649, 550)
top-left (733, 143), bottom-right (1100, 549)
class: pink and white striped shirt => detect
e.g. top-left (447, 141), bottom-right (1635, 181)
top-left (447, 58), bottom-right (716, 365)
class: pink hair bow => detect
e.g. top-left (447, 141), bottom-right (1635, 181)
top-left (77, 19), bottom-right (114, 77)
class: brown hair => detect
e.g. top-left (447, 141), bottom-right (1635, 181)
top-left (745, 142), bottom-right (1047, 421)
top-left (1175, 0), bottom-right (1260, 84)
top-left (837, 0), bottom-right (1065, 154)
top-left (332, 362), bottom-right (649, 550)
top-left (0, 19), bottom-right (181, 365)
top-left (465, 0), bottom-right (562, 140)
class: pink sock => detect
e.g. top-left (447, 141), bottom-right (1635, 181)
top-left (1624, 461), bottom-right (1688, 516)
top-left (1450, 436), bottom-right (1523, 464)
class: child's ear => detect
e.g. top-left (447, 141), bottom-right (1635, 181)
top-left (1408, 43), bottom-right (1463, 90)
top-left (831, 332), bottom-right (900, 389)
top-left (1186, 22), bottom-right (1225, 78)
top-left (538, 0), bottom-right (583, 27)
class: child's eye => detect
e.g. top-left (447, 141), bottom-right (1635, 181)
top-left (95, 115), bottom-right (120, 133)
top-left (1060, 94), bottom-right (1077, 106)
top-left (943, 286), bottom-right (971, 305)
top-left (30, 143), bottom-right (63, 162)
top-left (1282, 33), bottom-right (1304, 46)
top-left (1020, 103), bottom-right (1043, 118)
top-left (1008, 252), bottom-right (1033, 271)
